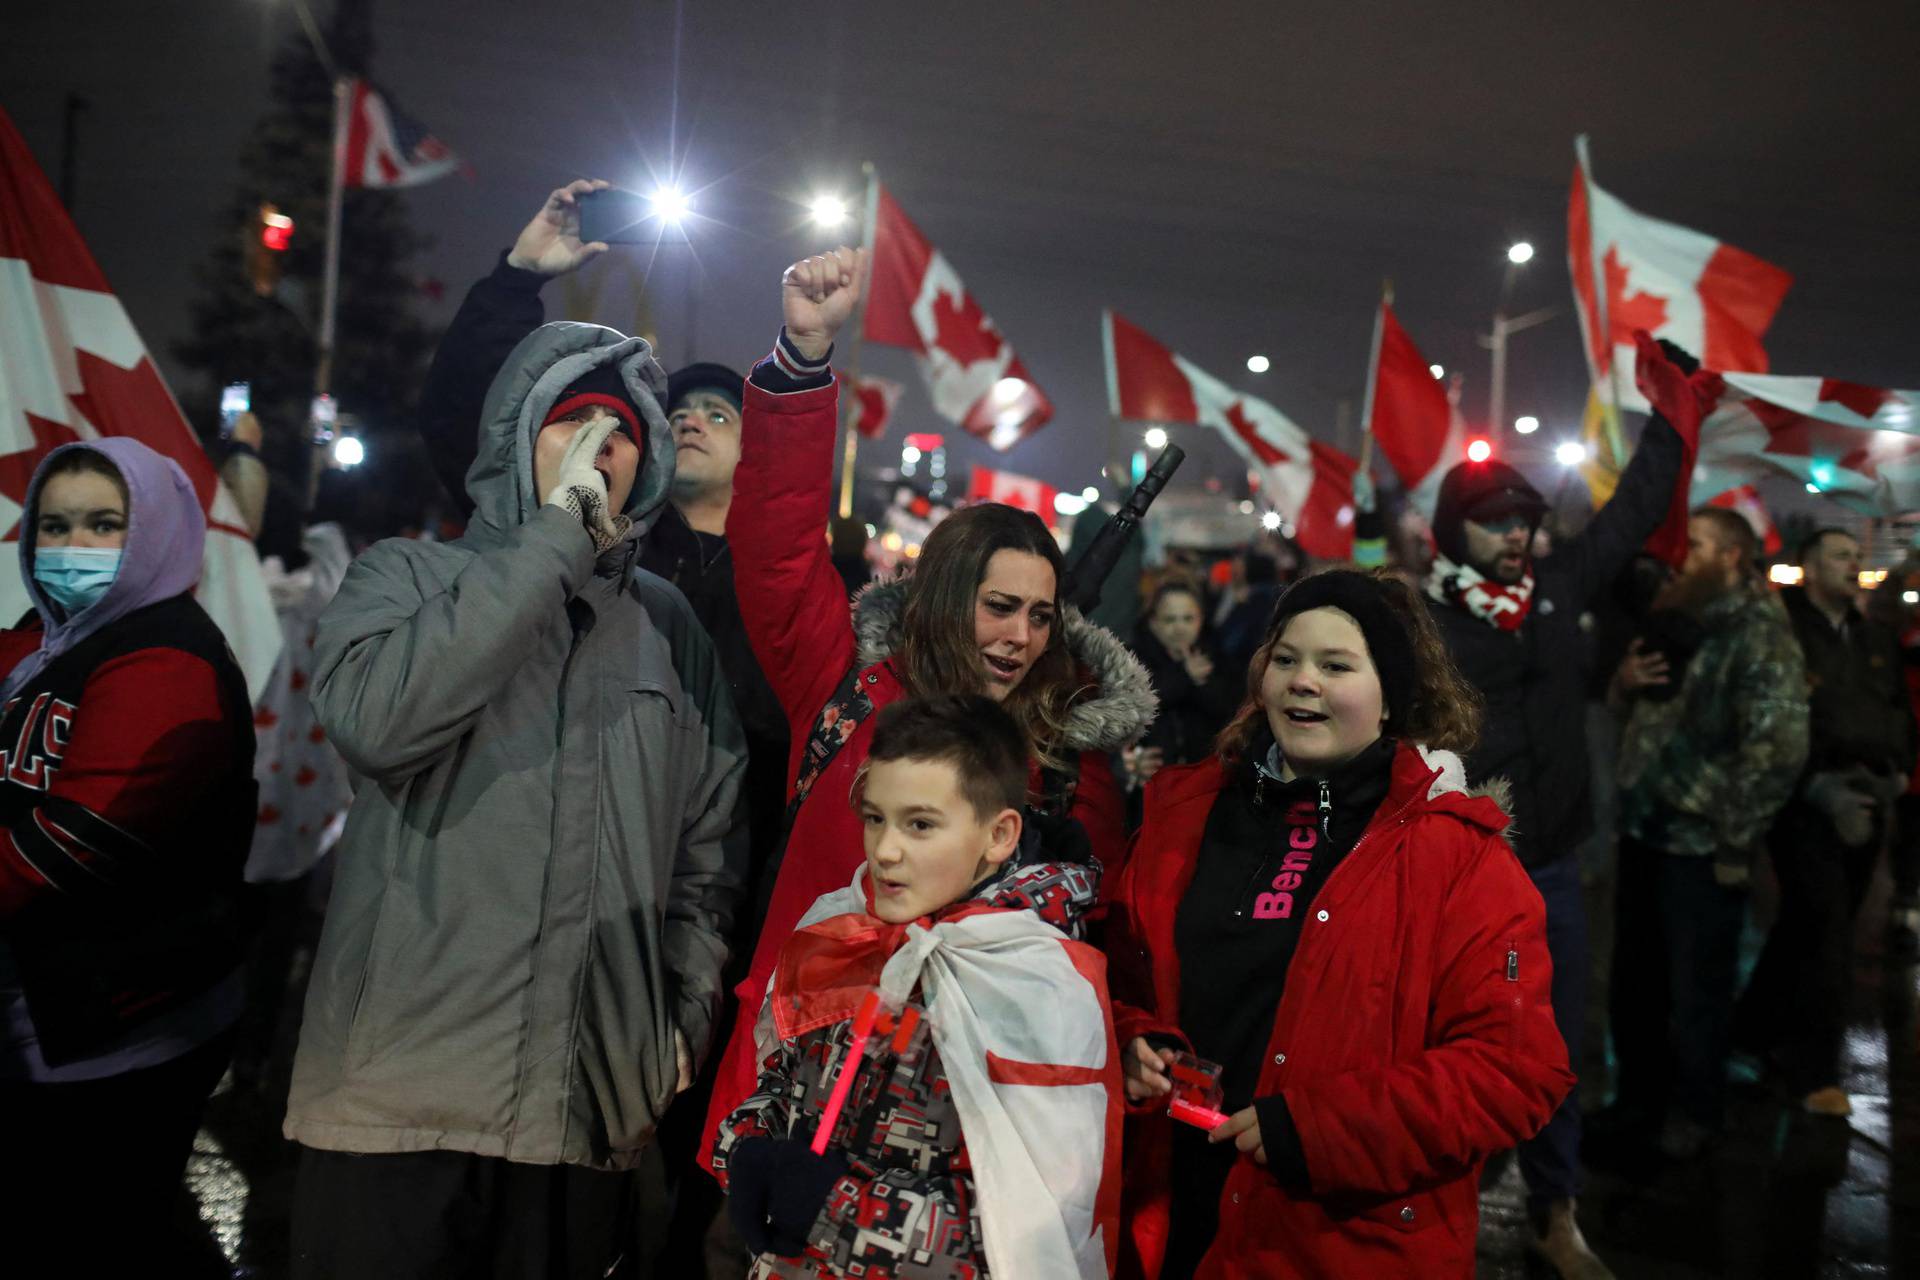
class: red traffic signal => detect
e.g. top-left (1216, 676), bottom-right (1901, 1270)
top-left (1465, 437), bottom-right (1492, 463)
top-left (260, 204), bottom-right (294, 252)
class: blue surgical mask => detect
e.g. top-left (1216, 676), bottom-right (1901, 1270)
top-left (33, 546), bottom-right (123, 616)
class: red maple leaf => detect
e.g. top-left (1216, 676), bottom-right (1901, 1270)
top-left (1749, 398), bottom-right (1920, 482)
top-left (1223, 401), bottom-right (1290, 468)
top-left (0, 413), bottom-right (82, 539)
top-left (1604, 247), bottom-right (1669, 346)
top-left (929, 289), bottom-right (1004, 367)
top-left (1817, 380), bottom-right (1897, 420)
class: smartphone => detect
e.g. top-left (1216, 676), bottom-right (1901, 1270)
top-left (577, 188), bottom-right (654, 245)
top-left (219, 382), bottom-right (251, 437)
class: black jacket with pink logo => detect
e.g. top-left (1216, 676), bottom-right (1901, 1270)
top-left (1163, 735), bottom-right (1393, 1269)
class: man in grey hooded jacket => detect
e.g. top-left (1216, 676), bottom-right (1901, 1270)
top-left (284, 320), bottom-right (747, 1278)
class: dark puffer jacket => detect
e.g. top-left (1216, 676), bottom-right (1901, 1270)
top-left (1429, 419), bottom-right (1683, 866)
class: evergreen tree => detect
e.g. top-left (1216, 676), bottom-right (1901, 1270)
top-left (174, 0), bottom-right (435, 519)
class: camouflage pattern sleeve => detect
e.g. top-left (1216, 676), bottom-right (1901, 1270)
top-left (1653, 605), bottom-right (1810, 853)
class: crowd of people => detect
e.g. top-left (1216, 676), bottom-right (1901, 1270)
top-left (1, 178), bottom-right (1915, 1280)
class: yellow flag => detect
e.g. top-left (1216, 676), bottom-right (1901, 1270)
top-left (1578, 387), bottom-right (1625, 507)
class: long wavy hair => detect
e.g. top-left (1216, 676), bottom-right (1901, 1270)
top-left (1214, 568), bottom-right (1481, 761)
top-left (898, 504), bottom-right (1084, 769)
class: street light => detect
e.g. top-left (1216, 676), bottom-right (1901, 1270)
top-left (1081, 485), bottom-right (1099, 502)
top-left (1507, 241), bottom-right (1535, 265)
top-left (333, 434), bottom-right (364, 468)
top-left (1555, 441), bottom-right (1587, 467)
top-left (649, 185), bottom-right (690, 224)
top-left (808, 193), bottom-right (849, 228)
top-left (1429, 363), bottom-right (1444, 379)
top-left (1246, 354), bottom-right (1270, 374)
top-left (1515, 415), bottom-right (1540, 435)
top-left (1144, 427), bottom-right (1169, 449)
top-left (1260, 511), bottom-right (1282, 531)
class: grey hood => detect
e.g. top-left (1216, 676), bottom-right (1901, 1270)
top-left (464, 321), bottom-right (677, 545)
top-left (849, 577), bottom-right (1157, 752)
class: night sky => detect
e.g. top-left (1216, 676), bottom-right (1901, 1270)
top-left (5, 0), bottom-right (1917, 504)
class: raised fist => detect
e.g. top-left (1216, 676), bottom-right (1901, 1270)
top-left (781, 246), bottom-right (867, 362)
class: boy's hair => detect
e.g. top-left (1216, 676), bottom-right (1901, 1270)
top-left (860, 694), bottom-right (1030, 819)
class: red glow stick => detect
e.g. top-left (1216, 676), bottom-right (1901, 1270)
top-left (812, 992), bottom-right (882, 1155)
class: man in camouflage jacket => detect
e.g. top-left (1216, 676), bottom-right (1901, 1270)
top-left (1605, 509), bottom-right (1809, 1157)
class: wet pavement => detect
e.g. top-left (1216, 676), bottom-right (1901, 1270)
top-left (179, 857), bottom-right (1920, 1278)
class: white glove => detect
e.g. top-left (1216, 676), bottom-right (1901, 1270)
top-left (543, 414), bottom-right (631, 551)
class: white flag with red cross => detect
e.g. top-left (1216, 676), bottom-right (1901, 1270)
top-left (967, 465), bottom-right (1058, 522)
top-left (0, 109), bottom-right (280, 698)
top-left (863, 185), bottom-right (1053, 451)
top-left (1103, 309), bottom-right (1355, 560)
top-left (1568, 136), bottom-right (1792, 414)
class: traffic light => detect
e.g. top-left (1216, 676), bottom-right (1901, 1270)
top-left (246, 201), bottom-right (294, 297)
top-left (1466, 437), bottom-right (1492, 463)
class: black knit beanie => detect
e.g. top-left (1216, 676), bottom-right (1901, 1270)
top-left (666, 362), bottom-right (745, 414)
top-left (1264, 571), bottom-right (1416, 733)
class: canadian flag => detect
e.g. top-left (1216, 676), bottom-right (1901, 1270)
top-left (1365, 301), bottom-right (1463, 514)
top-left (1104, 310), bottom-right (1355, 560)
top-left (0, 110), bottom-right (281, 698)
top-left (851, 374), bottom-right (904, 440)
top-left (863, 185), bottom-right (1053, 450)
top-left (340, 77), bottom-right (463, 190)
top-left (1705, 485), bottom-right (1782, 555)
top-left (967, 465), bottom-right (1058, 521)
top-left (1688, 374), bottom-right (1920, 518)
top-left (1568, 136), bottom-right (1792, 414)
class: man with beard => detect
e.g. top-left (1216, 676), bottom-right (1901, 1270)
top-left (1733, 528), bottom-right (1915, 1117)
top-left (1605, 508), bottom-right (1808, 1162)
top-left (1420, 345), bottom-right (1698, 1280)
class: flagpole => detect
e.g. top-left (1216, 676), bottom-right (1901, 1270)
top-left (310, 74), bottom-right (349, 500)
top-left (1357, 279), bottom-right (1390, 475)
top-left (836, 162), bottom-right (880, 521)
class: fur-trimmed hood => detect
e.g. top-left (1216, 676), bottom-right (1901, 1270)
top-left (849, 577), bottom-right (1156, 753)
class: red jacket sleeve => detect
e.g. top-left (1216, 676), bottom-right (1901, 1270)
top-left (0, 648), bottom-right (233, 917)
top-left (1099, 827), bottom-right (1192, 1115)
top-left (727, 377), bottom-right (858, 769)
top-left (1071, 749), bottom-right (1126, 883)
top-left (1280, 835), bottom-right (1574, 1197)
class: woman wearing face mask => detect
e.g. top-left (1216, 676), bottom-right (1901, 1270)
top-left (0, 440), bottom-right (256, 1266)
top-left (1104, 570), bottom-right (1572, 1279)
top-left (701, 247), bottom-right (1155, 1172)
top-left (1127, 580), bottom-right (1240, 791)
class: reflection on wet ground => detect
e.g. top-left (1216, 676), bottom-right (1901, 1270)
top-left (181, 856), bottom-right (1919, 1278)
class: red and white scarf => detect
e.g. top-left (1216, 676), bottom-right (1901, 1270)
top-left (1426, 554), bottom-right (1535, 632)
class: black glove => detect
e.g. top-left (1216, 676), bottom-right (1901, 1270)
top-left (725, 1137), bottom-right (850, 1258)
top-left (1655, 338), bottom-right (1700, 376)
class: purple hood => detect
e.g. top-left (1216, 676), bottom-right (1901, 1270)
top-left (2, 438), bottom-right (206, 702)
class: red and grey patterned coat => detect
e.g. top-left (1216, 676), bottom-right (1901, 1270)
top-left (714, 858), bottom-right (1109, 1279)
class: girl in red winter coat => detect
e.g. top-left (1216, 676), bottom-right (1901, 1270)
top-left (704, 247), bottom-right (1154, 1170)
top-left (1107, 569), bottom-right (1573, 1279)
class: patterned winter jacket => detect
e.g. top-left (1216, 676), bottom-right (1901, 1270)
top-left (713, 858), bottom-right (1101, 1279)
top-left (1617, 582), bottom-right (1809, 864)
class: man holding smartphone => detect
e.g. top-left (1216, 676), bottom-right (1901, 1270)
top-left (411, 181), bottom-right (787, 1275)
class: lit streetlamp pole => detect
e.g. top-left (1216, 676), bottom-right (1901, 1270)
top-left (1482, 243), bottom-right (1556, 448)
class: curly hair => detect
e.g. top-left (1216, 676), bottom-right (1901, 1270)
top-left (1213, 568), bottom-right (1481, 761)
